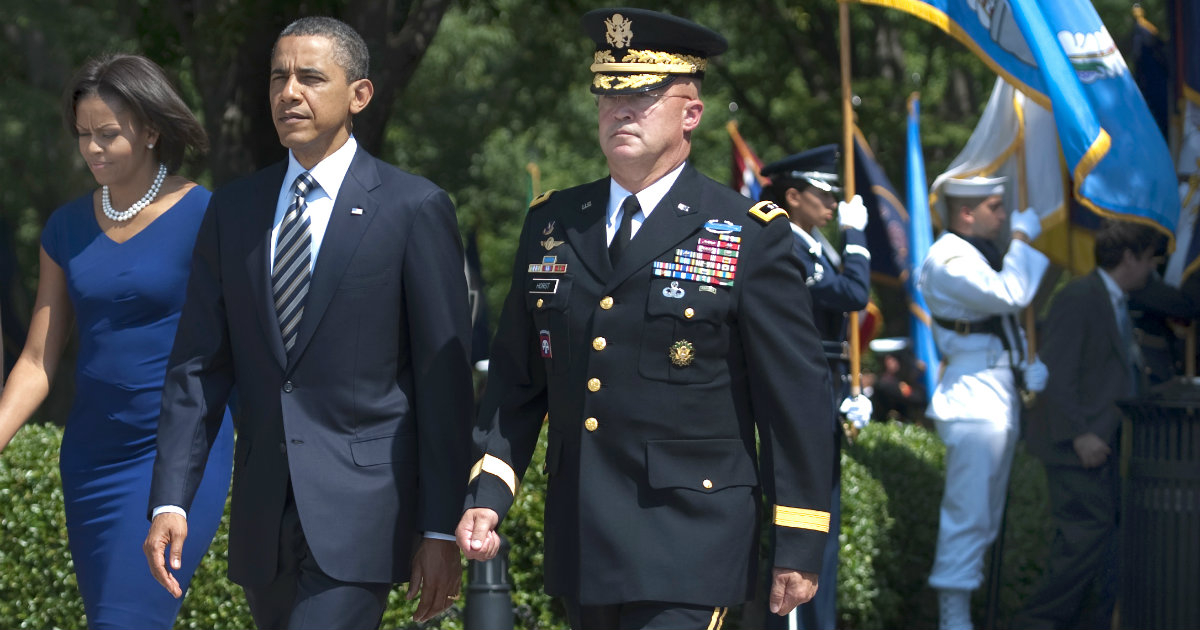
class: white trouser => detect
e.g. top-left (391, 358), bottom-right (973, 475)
top-left (928, 418), bottom-right (1019, 590)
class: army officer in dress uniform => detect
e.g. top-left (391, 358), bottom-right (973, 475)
top-left (760, 146), bottom-right (872, 630)
top-left (456, 8), bottom-right (834, 630)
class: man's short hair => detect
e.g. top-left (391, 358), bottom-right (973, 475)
top-left (276, 16), bottom-right (370, 82)
top-left (1093, 219), bottom-right (1162, 270)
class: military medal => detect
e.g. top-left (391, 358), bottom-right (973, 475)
top-left (668, 340), bottom-right (695, 367)
top-left (704, 220), bottom-right (742, 234)
top-left (528, 256), bottom-right (568, 273)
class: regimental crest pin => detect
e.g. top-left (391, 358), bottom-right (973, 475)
top-left (605, 13), bottom-right (633, 49)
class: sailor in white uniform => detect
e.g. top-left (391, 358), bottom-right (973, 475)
top-left (917, 175), bottom-right (1050, 630)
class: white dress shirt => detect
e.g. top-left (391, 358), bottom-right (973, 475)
top-left (605, 162), bottom-right (686, 245)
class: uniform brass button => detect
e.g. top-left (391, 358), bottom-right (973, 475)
top-left (537, 298), bottom-right (545, 308)
top-left (592, 337), bottom-right (607, 351)
top-left (584, 417), bottom-right (599, 432)
top-left (702, 479), bottom-right (713, 489)
top-left (684, 307), bottom-right (695, 319)
top-left (600, 296), bottom-right (614, 310)
top-left (587, 378), bottom-right (602, 392)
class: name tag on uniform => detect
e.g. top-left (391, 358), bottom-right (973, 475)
top-left (528, 278), bottom-right (559, 294)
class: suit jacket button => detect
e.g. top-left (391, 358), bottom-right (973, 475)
top-left (600, 296), bottom-right (614, 310)
top-left (584, 417), bottom-right (599, 432)
top-left (283, 381), bottom-right (294, 393)
top-left (702, 479), bottom-right (714, 489)
top-left (684, 307), bottom-right (695, 319)
top-left (587, 378), bottom-right (602, 392)
top-left (592, 337), bottom-right (607, 351)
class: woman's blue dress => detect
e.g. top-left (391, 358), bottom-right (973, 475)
top-left (41, 186), bottom-right (233, 629)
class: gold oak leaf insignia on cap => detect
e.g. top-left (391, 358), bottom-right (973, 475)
top-left (605, 13), bottom-right (633, 49)
top-left (748, 200), bottom-right (788, 224)
top-left (529, 189), bottom-right (558, 209)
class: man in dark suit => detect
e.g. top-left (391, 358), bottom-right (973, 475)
top-left (759, 145), bottom-right (872, 630)
top-left (143, 17), bottom-right (473, 629)
top-left (1016, 219), bottom-right (1161, 629)
top-left (456, 8), bottom-right (833, 629)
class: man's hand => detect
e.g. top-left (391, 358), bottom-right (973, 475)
top-left (1010, 206), bottom-right (1042, 242)
top-left (769, 567), bottom-right (819, 616)
top-left (1073, 432), bottom-right (1111, 468)
top-left (455, 508), bottom-right (501, 561)
top-left (143, 513), bottom-right (188, 598)
top-left (406, 539), bottom-right (462, 623)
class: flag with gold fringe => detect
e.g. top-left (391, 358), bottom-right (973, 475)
top-left (845, 0), bottom-right (1179, 268)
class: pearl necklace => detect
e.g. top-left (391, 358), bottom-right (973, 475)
top-left (102, 163), bottom-right (167, 222)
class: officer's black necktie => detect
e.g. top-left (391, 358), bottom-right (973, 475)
top-left (609, 194), bottom-right (639, 266)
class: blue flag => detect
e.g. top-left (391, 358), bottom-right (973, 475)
top-left (854, 128), bottom-right (910, 284)
top-left (849, 0), bottom-right (1179, 242)
top-left (905, 95), bottom-right (940, 397)
top-left (1165, 0), bottom-right (1200, 287)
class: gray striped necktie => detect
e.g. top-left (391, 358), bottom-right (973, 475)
top-left (274, 172), bottom-right (318, 352)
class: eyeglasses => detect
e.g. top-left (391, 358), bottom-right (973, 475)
top-left (597, 91), bottom-right (690, 111)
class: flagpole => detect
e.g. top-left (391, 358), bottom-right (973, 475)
top-left (839, 1), bottom-right (861, 402)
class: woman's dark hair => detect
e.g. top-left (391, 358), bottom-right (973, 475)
top-left (62, 53), bottom-right (207, 173)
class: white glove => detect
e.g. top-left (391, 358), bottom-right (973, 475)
top-left (837, 194), bottom-right (868, 231)
top-left (839, 395), bottom-right (873, 429)
top-left (1010, 206), bottom-right (1042, 242)
top-left (1022, 357), bottom-right (1048, 393)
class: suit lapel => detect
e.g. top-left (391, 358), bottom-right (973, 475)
top-left (605, 164), bottom-right (707, 292)
top-left (560, 179), bottom-right (612, 281)
top-left (246, 161), bottom-right (289, 370)
top-left (287, 149), bottom-right (381, 366)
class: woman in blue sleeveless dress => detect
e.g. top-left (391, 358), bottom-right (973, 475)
top-left (0, 54), bottom-right (233, 629)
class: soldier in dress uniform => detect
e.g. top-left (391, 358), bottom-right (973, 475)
top-left (455, 8), bottom-right (834, 629)
top-left (918, 175), bottom-right (1050, 630)
top-left (758, 145), bottom-right (872, 630)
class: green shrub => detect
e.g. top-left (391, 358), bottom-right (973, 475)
top-left (0, 423), bottom-right (84, 630)
top-left (0, 421), bottom-right (1052, 630)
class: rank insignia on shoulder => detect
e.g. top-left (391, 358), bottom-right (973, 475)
top-left (748, 200), bottom-right (788, 224)
top-left (529, 190), bottom-right (557, 209)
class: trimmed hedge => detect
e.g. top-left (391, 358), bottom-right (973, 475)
top-left (0, 421), bottom-right (1050, 629)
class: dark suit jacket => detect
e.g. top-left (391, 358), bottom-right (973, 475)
top-left (150, 148), bottom-right (473, 587)
top-left (1025, 271), bottom-right (1133, 466)
top-left (465, 164), bottom-right (834, 606)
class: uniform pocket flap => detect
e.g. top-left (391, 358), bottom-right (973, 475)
top-left (646, 438), bottom-right (758, 492)
top-left (646, 279), bottom-right (729, 323)
top-left (350, 434), bottom-right (397, 466)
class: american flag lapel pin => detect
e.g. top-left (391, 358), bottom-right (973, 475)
top-left (350, 207), bottom-right (364, 215)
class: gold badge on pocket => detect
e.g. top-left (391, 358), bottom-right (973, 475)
top-left (668, 340), bottom-right (695, 367)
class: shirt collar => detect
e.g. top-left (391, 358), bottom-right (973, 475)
top-left (1097, 267), bottom-right (1126, 303)
top-left (607, 162), bottom-right (687, 228)
top-left (789, 221), bottom-right (822, 255)
top-left (283, 136), bottom-right (359, 202)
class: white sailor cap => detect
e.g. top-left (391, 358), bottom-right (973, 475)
top-left (941, 175), bottom-right (1006, 199)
